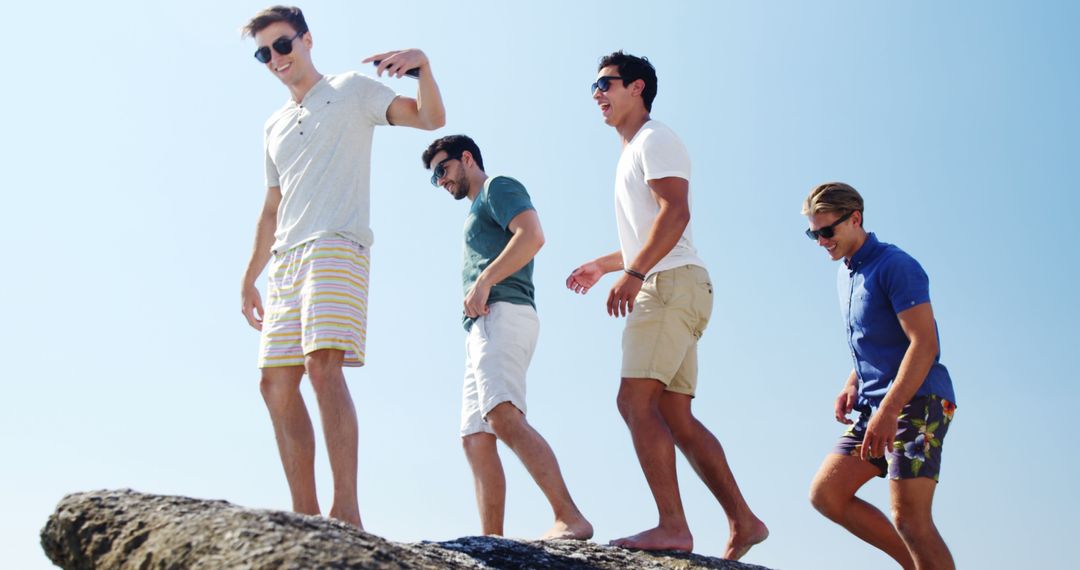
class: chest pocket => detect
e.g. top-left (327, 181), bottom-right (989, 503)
top-left (849, 288), bottom-right (882, 327)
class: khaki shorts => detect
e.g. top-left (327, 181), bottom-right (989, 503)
top-left (622, 265), bottom-right (713, 396)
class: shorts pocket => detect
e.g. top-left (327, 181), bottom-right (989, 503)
top-left (655, 270), bottom-right (675, 306)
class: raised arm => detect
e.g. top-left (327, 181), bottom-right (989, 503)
top-left (240, 186), bottom-right (282, 330)
top-left (363, 49), bottom-right (446, 130)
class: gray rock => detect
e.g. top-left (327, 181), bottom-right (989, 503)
top-left (41, 489), bottom-right (776, 569)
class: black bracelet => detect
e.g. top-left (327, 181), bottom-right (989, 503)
top-left (624, 268), bottom-right (646, 281)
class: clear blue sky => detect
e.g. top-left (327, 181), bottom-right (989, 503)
top-left (4, 1), bottom-right (1077, 568)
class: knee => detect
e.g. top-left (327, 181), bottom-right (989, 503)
top-left (462, 433), bottom-right (493, 455)
top-left (615, 390), bottom-right (640, 422)
top-left (260, 373), bottom-right (297, 411)
top-left (808, 481), bottom-right (844, 521)
top-left (304, 351), bottom-right (344, 391)
top-left (891, 507), bottom-right (933, 541)
top-left (486, 403), bottom-right (524, 442)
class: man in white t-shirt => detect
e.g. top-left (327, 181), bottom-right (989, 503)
top-left (567, 51), bottom-right (768, 559)
top-left (238, 5), bottom-right (445, 529)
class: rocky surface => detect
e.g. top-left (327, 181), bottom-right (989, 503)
top-left (41, 489), bottom-right (775, 569)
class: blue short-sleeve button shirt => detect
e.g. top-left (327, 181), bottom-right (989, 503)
top-left (839, 233), bottom-right (956, 411)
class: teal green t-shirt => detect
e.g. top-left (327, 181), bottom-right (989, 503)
top-left (462, 176), bottom-right (536, 331)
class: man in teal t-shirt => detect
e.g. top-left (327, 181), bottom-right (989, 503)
top-left (422, 135), bottom-right (592, 541)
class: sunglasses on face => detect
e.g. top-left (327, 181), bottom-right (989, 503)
top-left (591, 75), bottom-right (624, 94)
top-left (430, 155), bottom-right (460, 186)
top-left (805, 210), bottom-right (855, 240)
top-left (253, 30), bottom-right (304, 64)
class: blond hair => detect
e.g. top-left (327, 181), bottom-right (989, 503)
top-left (802, 182), bottom-right (864, 218)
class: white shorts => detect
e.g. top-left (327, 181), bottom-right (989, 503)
top-left (460, 302), bottom-right (539, 436)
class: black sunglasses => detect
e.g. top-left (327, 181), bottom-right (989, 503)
top-left (590, 76), bottom-right (624, 94)
top-left (430, 155), bottom-right (460, 186)
top-left (805, 210), bottom-right (855, 240)
top-left (254, 30), bottom-right (304, 64)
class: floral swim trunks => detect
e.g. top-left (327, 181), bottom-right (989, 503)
top-left (832, 394), bottom-right (957, 481)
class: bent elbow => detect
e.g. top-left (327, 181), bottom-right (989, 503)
top-left (675, 207), bottom-right (691, 229)
top-left (423, 112), bottom-right (447, 131)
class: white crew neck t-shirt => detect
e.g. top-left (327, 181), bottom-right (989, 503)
top-left (614, 120), bottom-right (705, 276)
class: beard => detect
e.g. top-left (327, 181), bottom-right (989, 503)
top-left (451, 175), bottom-right (470, 200)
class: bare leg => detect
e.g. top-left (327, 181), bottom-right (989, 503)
top-left (659, 392), bottom-right (768, 560)
top-left (306, 349), bottom-right (362, 529)
top-left (609, 378), bottom-right (693, 552)
top-left (462, 432), bottom-right (506, 535)
top-left (890, 478), bottom-right (954, 570)
top-left (260, 365), bottom-right (320, 516)
top-left (810, 454), bottom-right (915, 569)
top-left (485, 402), bottom-right (593, 540)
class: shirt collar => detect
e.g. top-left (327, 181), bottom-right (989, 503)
top-left (288, 75), bottom-right (328, 108)
top-left (845, 232), bottom-right (881, 271)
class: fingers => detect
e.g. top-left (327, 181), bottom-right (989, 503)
top-left (362, 51), bottom-right (395, 65)
top-left (860, 431), bottom-right (888, 460)
top-left (567, 267), bottom-right (588, 292)
top-left (566, 275), bottom-right (591, 294)
top-left (364, 49), bottom-right (425, 77)
top-left (606, 289), bottom-right (633, 316)
top-left (241, 289), bottom-right (264, 330)
top-left (242, 302), bottom-right (263, 331)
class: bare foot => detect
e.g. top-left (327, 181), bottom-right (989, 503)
top-left (540, 517), bottom-right (594, 541)
top-left (328, 507), bottom-right (363, 530)
top-left (609, 527), bottom-right (693, 552)
top-left (724, 518), bottom-right (769, 560)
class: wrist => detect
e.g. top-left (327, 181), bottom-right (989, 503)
top-left (875, 403), bottom-right (901, 418)
top-left (624, 267), bottom-right (646, 281)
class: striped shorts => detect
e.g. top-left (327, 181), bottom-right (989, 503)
top-left (257, 236), bottom-right (370, 368)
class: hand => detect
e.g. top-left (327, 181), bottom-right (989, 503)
top-left (607, 272), bottom-right (643, 318)
top-left (362, 49), bottom-right (428, 78)
top-left (464, 282), bottom-right (491, 319)
top-left (241, 284), bottom-right (264, 331)
top-left (834, 383), bottom-right (857, 424)
top-left (861, 409), bottom-right (899, 461)
top-left (566, 261), bottom-right (604, 295)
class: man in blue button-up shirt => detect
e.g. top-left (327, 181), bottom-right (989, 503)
top-left (803, 182), bottom-right (957, 570)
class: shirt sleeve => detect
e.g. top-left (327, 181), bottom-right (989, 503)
top-left (640, 127), bottom-right (691, 182)
top-left (882, 253), bottom-right (932, 313)
top-left (486, 177), bottom-right (535, 230)
top-left (264, 129), bottom-right (279, 188)
top-left (348, 72), bottom-right (398, 127)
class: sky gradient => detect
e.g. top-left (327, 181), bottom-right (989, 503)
top-left (4, 1), bottom-right (1078, 568)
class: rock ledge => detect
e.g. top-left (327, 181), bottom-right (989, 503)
top-left (41, 489), bottom-right (774, 569)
